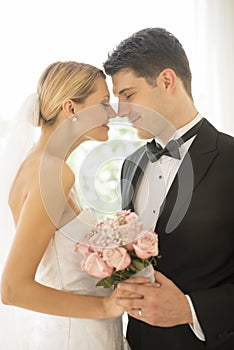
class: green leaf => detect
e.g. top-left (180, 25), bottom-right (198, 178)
top-left (95, 254), bottom-right (161, 288)
top-left (131, 259), bottom-right (148, 271)
top-left (96, 276), bottom-right (114, 288)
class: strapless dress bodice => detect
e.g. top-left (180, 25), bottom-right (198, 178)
top-left (29, 209), bottom-right (126, 350)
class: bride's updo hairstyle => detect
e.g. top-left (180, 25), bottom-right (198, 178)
top-left (37, 61), bottom-right (106, 126)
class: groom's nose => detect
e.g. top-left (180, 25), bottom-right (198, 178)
top-left (117, 102), bottom-right (131, 118)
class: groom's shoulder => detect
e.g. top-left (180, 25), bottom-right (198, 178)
top-left (124, 144), bottom-right (146, 164)
top-left (121, 144), bottom-right (146, 178)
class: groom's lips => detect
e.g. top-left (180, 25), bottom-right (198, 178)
top-left (130, 115), bottom-right (141, 125)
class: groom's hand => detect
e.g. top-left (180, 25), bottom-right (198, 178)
top-left (104, 277), bottom-right (146, 318)
top-left (116, 271), bottom-right (193, 327)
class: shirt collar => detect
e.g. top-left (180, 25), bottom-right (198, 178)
top-left (173, 113), bottom-right (203, 140)
top-left (155, 113), bottom-right (203, 147)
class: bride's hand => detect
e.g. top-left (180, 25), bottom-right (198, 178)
top-left (103, 277), bottom-right (146, 318)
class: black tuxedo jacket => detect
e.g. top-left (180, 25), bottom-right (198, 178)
top-left (121, 119), bottom-right (234, 350)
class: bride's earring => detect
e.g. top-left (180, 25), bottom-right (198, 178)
top-left (71, 108), bottom-right (78, 122)
top-left (71, 116), bottom-right (78, 122)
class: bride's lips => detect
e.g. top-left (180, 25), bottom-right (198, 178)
top-left (102, 124), bottom-right (110, 130)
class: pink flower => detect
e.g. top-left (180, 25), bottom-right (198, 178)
top-left (74, 210), bottom-right (160, 288)
top-left (123, 242), bottom-right (134, 250)
top-left (116, 210), bottom-right (130, 217)
top-left (75, 243), bottom-right (90, 256)
top-left (88, 231), bottom-right (110, 249)
top-left (119, 221), bottom-right (144, 246)
top-left (102, 247), bottom-right (131, 271)
top-left (133, 231), bottom-right (159, 259)
top-left (81, 251), bottom-right (113, 278)
top-left (125, 212), bottom-right (138, 223)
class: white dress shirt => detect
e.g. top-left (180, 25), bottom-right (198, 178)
top-left (134, 113), bottom-right (205, 341)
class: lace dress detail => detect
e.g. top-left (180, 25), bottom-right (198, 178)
top-left (28, 209), bottom-right (129, 350)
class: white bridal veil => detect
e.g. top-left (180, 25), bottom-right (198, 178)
top-left (0, 93), bottom-right (40, 349)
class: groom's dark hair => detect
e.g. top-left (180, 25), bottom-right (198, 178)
top-left (103, 27), bottom-right (193, 99)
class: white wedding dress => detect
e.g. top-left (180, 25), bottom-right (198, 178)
top-left (28, 208), bottom-right (129, 350)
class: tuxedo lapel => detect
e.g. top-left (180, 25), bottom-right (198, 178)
top-left (188, 119), bottom-right (218, 189)
top-left (122, 119), bottom-right (219, 233)
top-left (121, 146), bottom-right (149, 210)
top-left (131, 151), bottom-right (149, 192)
top-left (156, 119), bottom-right (218, 234)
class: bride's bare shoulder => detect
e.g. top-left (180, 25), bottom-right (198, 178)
top-left (9, 153), bottom-right (75, 214)
top-left (39, 153), bottom-right (75, 188)
top-left (41, 155), bottom-right (76, 196)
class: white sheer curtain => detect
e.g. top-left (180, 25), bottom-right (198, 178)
top-left (0, 122), bottom-right (38, 350)
top-left (0, 1), bottom-right (234, 349)
top-left (192, 0), bottom-right (234, 135)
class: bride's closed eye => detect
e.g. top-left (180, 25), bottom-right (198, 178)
top-left (101, 102), bottom-right (110, 109)
top-left (101, 102), bottom-right (117, 118)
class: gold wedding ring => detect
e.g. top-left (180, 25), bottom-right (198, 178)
top-left (138, 309), bottom-right (142, 317)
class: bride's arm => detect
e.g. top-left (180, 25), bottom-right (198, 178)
top-left (1, 162), bottom-right (124, 319)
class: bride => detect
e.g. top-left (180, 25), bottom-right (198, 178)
top-left (0, 61), bottom-right (132, 349)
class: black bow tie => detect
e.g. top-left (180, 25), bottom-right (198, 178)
top-left (146, 118), bottom-right (204, 163)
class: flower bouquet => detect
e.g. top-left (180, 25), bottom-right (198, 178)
top-left (75, 210), bottom-right (159, 288)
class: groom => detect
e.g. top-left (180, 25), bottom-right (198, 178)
top-left (104, 28), bottom-right (234, 350)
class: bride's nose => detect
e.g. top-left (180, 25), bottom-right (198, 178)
top-left (105, 103), bottom-right (117, 119)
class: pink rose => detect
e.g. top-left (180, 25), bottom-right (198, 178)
top-left (102, 247), bottom-right (131, 271)
top-left (125, 212), bottom-right (139, 223)
top-left (133, 231), bottom-right (159, 259)
top-left (75, 243), bottom-right (90, 256)
top-left (81, 251), bottom-right (113, 278)
top-left (123, 242), bottom-right (134, 251)
top-left (116, 210), bottom-right (130, 217)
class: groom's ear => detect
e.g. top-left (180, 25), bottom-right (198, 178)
top-left (157, 68), bottom-right (177, 94)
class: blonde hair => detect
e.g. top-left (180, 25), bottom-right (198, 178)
top-left (37, 61), bottom-right (105, 125)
